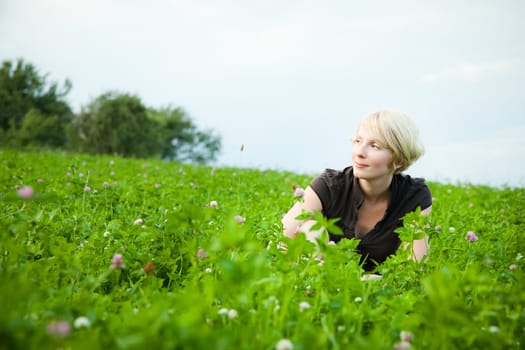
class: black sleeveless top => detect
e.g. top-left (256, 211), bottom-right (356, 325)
top-left (310, 166), bottom-right (432, 271)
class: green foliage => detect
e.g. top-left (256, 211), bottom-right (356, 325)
top-left (147, 106), bottom-right (221, 163)
top-left (71, 93), bottom-right (221, 163)
top-left (72, 92), bottom-right (159, 158)
top-left (0, 149), bottom-right (524, 349)
top-left (1, 59), bottom-right (221, 164)
top-left (0, 59), bottom-right (72, 147)
top-left (18, 109), bottom-right (68, 148)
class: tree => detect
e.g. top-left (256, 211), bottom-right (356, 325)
top-left (18, 109), bottom-right (67, 148)
top-left (72, 92), bottom-right (160, 158)
top-left (148, 106), bottom-right (221, 164)
top-left (0, 59), bottom-right (73, 147)
top-left (72, 92), bottom-right (221, 163)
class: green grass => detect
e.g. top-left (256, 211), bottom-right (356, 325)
top-left (1, 149), bottom-right (524, 350)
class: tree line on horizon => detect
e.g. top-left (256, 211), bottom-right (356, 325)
top-left (0, 58), bottom-right (221, 164)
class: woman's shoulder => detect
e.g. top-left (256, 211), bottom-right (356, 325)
top-left (393, 173), bottom-right (432, 207)
top-left (314, 166), bottom-right (354, 186)
top-left (310, 166), bottom-right (354, 190)
top-left (395, 172), bottom-right (428, 188)
top-left (319, 166), bottom-right (354, 179)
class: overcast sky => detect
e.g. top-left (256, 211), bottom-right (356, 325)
top-left (1, 0), bottom-right (524, 187)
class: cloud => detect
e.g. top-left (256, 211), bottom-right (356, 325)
top-left (423, 59), bottom-right (525, 82)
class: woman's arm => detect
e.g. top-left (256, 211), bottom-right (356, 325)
top-left (282, 186), bottom-right (324, 243)
top-left (409, 205), bottom-right (432, 262)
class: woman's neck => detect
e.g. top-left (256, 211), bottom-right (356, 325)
top-left (358, 174), bottom-right (393, 203)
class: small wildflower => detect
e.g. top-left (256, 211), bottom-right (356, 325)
top-left (134, 218), bottom-right (144, 225)
top-left (449, 227), bottom-right (455, 233)
top-left (218, 308), bottom-right (229, 315)
top-left (228, 309), bottom-right (238, 319)
top-left (205, 267), bottom-right (212, 273)
top-left (299, 301), bottom-right (311, 312)
top-left (276, 338), bottom-right (294, 350)
top-left (79, 173), bottom-right (84, 178)
top-left (488, 326), bottom-right (500, 333)
top-left (235, 215), bottom-right (245, 223)
top-left (103, 181), bottom-right (109, 188)
top-left (66, 172), bottom-right (72, 178)
top-left (17, 186), bottom-right (34, 199)
top-left (103, 231), bottom-right (111, 238)
top-left (393, 341), bottom-right (411, 350)
top-left (109, 160), bottom-right (115, 166)
top-left (434, 225), bottom-right (442, 232)
top-left (197, 248), bottom-right (208, 259)
top-left (74, 316), bottom-right (91, 329)
top-left (294, 187), bottom-right (305, 198)
top-left (46, 320), bottom-right (71, 338)
top-left (509, 263), bottom-right (517, 270)
top-left (144, 261), bottom-right (155, 275)
top-left (84, 186), bottom-right (91, 192)
top-left (110, 253), bottom-right (125, 269)
top-left (468, 202), bottom-right (474, 208)
top-left (354, 296), bottom-right (363, 303)
top-left (155, 183), bottom-right (161, 189)
top-left (209, 200), bottom-right (218, 208)
top-left (37, 178), bottom-right (44, 183)
top-left (400, 331), bottom-right (413, 342)
top-left (466, 231), bottom-right (478, 242)
top-left (110, 171), bottom-right (115, 177)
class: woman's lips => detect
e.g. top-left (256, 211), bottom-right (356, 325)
top-left (354, 162), bottom-right (368, 168)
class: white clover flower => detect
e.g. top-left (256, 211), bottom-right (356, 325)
top-left (354, 296), bottom-right (363, 303)
top-left (400, 331), bottom-right (413, 342)
top-left (218, 308), bottom-right (229, 315)
top-left (489, 326), bottom-right (500, 333)
top-left (298, 301), bottom-right (311, 312)
top-left (228, 309), bottom-right (238, 319)
top-left (205, 268), bottom-right (212, 273)
top-left (103, 231), bottom-right (111, 238)
top-left (276, 338), bottom-right (293, 350)
top-left (74, 316), bottom-right (91, 329)
top-left (449, 227), bottom-right (455, 233)
top-left (393, 340), bottom-right (412, 350)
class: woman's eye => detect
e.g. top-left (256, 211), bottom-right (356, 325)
top-left (371, 143), bottom-right (380, 149)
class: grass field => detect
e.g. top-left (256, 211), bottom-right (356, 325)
top-left (1, 149), bottom-right (524, 349)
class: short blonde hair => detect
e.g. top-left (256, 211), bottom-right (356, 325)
top-left (356, 109), bottom-right (424, 173)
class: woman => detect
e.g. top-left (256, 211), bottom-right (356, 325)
top-left (282, 109), bottom-right (432, 272)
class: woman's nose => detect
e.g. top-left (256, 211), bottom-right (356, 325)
top-left (354, 143), bottom-right (366, 157)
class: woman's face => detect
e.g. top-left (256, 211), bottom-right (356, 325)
top-left (351, 126), bottom-right (394, 181)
